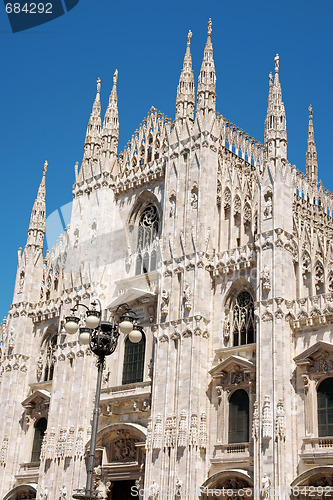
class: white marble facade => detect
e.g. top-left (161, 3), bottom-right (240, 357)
top-left (1, 19), bottom-right (333, 500)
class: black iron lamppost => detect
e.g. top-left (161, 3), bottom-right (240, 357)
top-left (64, 300), bottom-right (143, 499)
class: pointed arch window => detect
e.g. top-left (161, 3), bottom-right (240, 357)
top-left (136, 204), bottom-right (159, 275)
top-left (31, 417), bottom-right (47, 462)
top-left (232, 291), bottom-right (255, 346)
top-left (228, 389), bottom-right (249, 443)
top-left (318, 378), bottom-right (333, 437)
top-left (122, 333), bottom-right (146, 385)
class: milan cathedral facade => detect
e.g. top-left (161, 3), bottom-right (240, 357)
top-left (1, 19), bottom-right (333, 500)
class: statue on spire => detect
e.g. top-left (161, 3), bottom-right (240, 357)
top-left (208, 18), bottom-right (212, 35)
top-left (97, 77), bottom-right (101, 94)
top-left (113, 69), bottom-right (118, 85)
top-left (274, 54), bottom-right (279, 73)
top-left (43, 160), bottom-right (48, 175)
top-left (187, 30), bottom-right (192, 45)
top-left (309, 104), bottom-right (313, 117)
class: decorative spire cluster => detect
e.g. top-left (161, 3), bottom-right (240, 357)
top-left (196, 19), bottom-right (216, 115)
top-left (26, 161), bottom-right (48, 248)
top-left (83, 78), bottom-right (102, 165)
top-left (306, 105), bottom-right (318, 184)
top-left (264, 54), bottom-right (287, 164)
top-left (175, 30), bottom-right (195, 124)
top-left (101, 69), bottom-right (119, 170)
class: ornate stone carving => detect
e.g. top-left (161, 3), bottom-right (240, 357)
top-left (175, 478), bottom-right (183, 497)
top-left (190, 187), bottom-right (198, 209)
top-left (199, 412), bottom-right (207, 448)
top-left (58, 484), bottom-right (67, 499)
top-left (177, 410), bottom-right (187, 447)
top-left (148, 480), bottom-right (159, 499)
top-left (261, 474), bottom-right (271, 499)
top-left (161, 289), bottom-right (169, 315)
top-left (223, 316), bottom-right (230, 343)
top-left (275, 399), bottom-right (285, 440)
top-left (36, 355), bottom-right (43, 382)
top-left (153, 414), bottom-right (163, 449)
top-left (262, 265), bottom-right (271, 293)
top-left (252, 401), bottom-right (259, 440)
top-left (262, 396), bottom-right (272, 439)
top-left (263, 191), bottom-right (273, 218)
top-left (230, 365), bottom-right (245, 384)
top-left (112, 436), bottom-right (137, 461)
top-left (146, 417), bottom-right (152, 450)
top-left (183, 284), bottom-right (192, 312)
top-left (75, 426), bottom-right (84, 457)
top-left (189, 414), bottom-right (198, 447)
top-left (0, 437), bottom-right (9, 466)
top-left (65, 426), bottom-right (75, 456)
top-left (169, 196), bottom-right (176, 218)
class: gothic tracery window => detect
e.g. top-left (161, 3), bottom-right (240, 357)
top-left (232, 291), bottom-right (255, 346)
top-left (318, 378), bottom-right (333, 437)
top-left (135, 204), bottom-right (159, 275)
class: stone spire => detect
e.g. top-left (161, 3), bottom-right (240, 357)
top-left (264, 54), bottom-right (287, 165)
top-left (83, 78), bottom-right (102, 165)
top-left (175, 30), bottom-right (195, 124)
top-left (101, 69), bottom-right (119, 170)
top-left (26, 161), bottom-right (47, 248)
top-left (306, 105), bottom-right (318, 184)
top-left (196, 19), bottom-right (216, 115)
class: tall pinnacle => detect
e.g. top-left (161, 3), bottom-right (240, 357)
top-left (196, 19), bottom-right (216, 115)
top-left (101, 69), bottom-right (119, 169)
top-left (175, 30), bottom-right (195, 124)
top-left (264, 54), bottom-right (287, 164)
top-left (306, 105), bottom-right (318, 183)
top-left (26, 161), bottom-right (47, 248)
top-left (83, 78), bottom-right (102, 165)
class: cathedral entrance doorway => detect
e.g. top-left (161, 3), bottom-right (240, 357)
top-left (108, 480), bottom-right (136, 499)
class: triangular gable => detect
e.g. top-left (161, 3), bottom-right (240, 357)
top-left (209, 355), bottom-right (255, 378)
top-left (294, 341), bottom-right (333, 366)
top-left (107, 287), bottom-right (156, 310)
top-left (21, 389), bottom-right (50, 408)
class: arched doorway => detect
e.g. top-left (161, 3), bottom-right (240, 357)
top-left (3, 484), bottom-right (37, 500)
top-left (200, 471), bottom-right (253, 499)
top-left (291, 466), bottom-right (333, 499)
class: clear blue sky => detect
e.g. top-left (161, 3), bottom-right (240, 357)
top-left (1, 0), bottom-right (332, 320)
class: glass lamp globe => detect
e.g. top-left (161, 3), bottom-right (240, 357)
top-left (129, 328), bottom-right (142, 344)
top-left (85, 310), bottom-right (101, 329)
top-left (118, 317), bottom-right (134, 334)
top-left (64, 316), bottom-right (79, 335)
top-left (79, 328), bottom-right (91, 345)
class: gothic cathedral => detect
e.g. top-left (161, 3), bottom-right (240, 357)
top-left (1, 19), bottom-right (333, 500)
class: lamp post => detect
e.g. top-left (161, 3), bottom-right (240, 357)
top-left (64, 300), bottom-right (143, 500)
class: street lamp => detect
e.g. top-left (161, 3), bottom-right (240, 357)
top-left (64, 300), bottom-right (143, 499)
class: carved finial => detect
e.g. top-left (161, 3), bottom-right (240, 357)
top-left (43, 160), bottom-right (48, 175)
top-left (97, 77), bottom-right (101, 94)
top-left (187, 30), bottom-right (192, 45)
top-left (113, 69), bottom-right (118, 85)
top-left (274, 54), bottom-right (279, 73)
top-left (208, 18), bottom-right (212, 35)
top-left (309, 104), bottom-right (313, 117)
